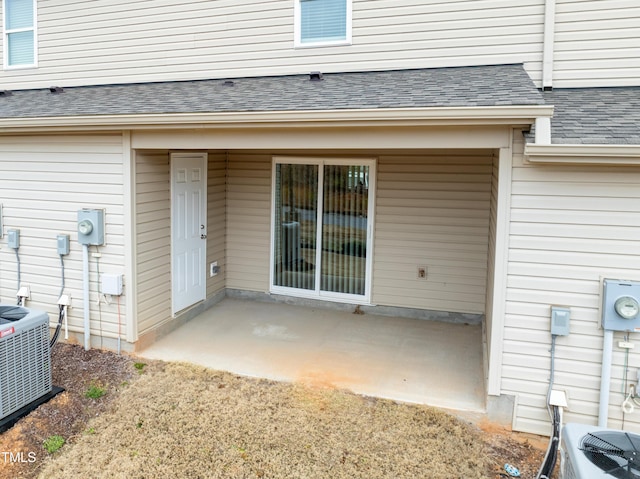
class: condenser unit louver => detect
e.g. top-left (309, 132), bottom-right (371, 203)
top-left (561, 422), bottom-right (640, 479)
top-left (0, 305), bottom-right (52, 421)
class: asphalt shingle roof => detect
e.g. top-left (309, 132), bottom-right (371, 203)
top-left (541, 87), bottom-right (640, 145)
top-left (0, 64), bottom-right (543, 119)
top-left (2, 64), bottom-right (637, 145)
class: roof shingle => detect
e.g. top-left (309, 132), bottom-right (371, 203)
top-left (542, 87), bottom-right (640, 145)
top-left (0, 64), bottom-right (543, 119)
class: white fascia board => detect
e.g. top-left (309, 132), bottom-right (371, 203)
top-left (525, 143), bottom-right (640, 165)
top-left (0, 105), bottom-right (553, 133)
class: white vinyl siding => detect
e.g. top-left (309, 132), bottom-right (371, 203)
top-left (226, 152), bottom-right (272, 292)
top-left (206, 152), bottom-right (226, 297)
top-left (503, 137), bottom-right (640, 435)
top-left (135, 150), bottom-right (172, 334)
top-left (0, 134), bottom-right (126, 340)
top-left (553, 0), bottom-right (640, 87)
top-left (373, 152), bottom-right (493, 314)
top-left (3, 0), bottom-right (37, 68)
top-left (1, 0), bottom-right (549, 90)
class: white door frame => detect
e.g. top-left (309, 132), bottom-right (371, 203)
top-left (270, 156), bottom-right (376, 304)
top-left (170, 152), bottom-right (207, 315)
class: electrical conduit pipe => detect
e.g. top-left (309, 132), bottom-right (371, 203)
top-left (83, 244), bottom-right (91, 350)
top-left (598, 329), bottom-right (614, 427)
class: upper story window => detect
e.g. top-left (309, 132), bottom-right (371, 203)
top-left (3, 0), bottom-right (37, 69)
top-left (295, 0), bottom-right (352, 48)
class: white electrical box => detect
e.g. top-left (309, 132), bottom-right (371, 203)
top-left (101, 273), bottom-right (123, 296)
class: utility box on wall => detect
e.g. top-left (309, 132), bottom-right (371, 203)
top-left (77, 209), bottom-right (105, 246)
top-left (602, 279), bottom-right (640, 331)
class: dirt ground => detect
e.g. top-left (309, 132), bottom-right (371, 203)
top-left (0, 343), bottom-right (551, 479)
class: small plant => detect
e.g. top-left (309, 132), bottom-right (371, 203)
top-left (43, 435), bottom-right (65, 454)
top-left (84, 382), bottom-right (107, 399)
top-left (84, 427), bottom-right (96, 435)
top-left (134, 362), bottom-right (146, 373)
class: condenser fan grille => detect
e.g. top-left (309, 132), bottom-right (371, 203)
top-left (581, 431), bottom-right (640, 479)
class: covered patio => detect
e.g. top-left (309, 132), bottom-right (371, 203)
top-left (138, 297), bottom-right (485, 413)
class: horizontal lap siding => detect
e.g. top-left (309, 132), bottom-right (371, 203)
top-left (207, 153), bottom-right (226, 296)
top-left (554, 0), bottom-right (640, 87)
top-left (0, 134), bottom-right (126, 340)
top-left (226, 153), bottom-right (271, 292)
top-left (373, 153), bottom-right (493, 313)
top-left (504, 137), bottom-right (640, 435)
top-left (1, 0), bottom-right (545, 90)
top-left (135, 151), bottom-right (172, 334)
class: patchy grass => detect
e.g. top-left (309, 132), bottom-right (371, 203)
top-left (133, 362), bottom-right (147, 373)
top-left (42, 436), bottom-right (65, 455)
top-left (38, 362), bottom-right (494, 479)
top-left (84, 382), bottom-right (107, 400)
top-left (0, 344), bottom-right (546, 479)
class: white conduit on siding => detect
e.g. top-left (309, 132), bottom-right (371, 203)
top-left (83, 244), bottom-right (91, 351)
top-left (598, 329), bottom-right (615, 427)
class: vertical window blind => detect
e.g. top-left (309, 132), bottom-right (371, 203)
top-left (274, 163), bottom-right (319, 291)
top-left (5, 0), bottom-right (35, 66)
top-left (321, 165), bottom-right (368, 296)
top-left (300, 0), bottom-right (347, 44)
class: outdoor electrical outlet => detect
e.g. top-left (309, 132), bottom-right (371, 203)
top-left (210, 261), bottom-right (219, 277)
top-left (417, 266), bottom-right (427, 279)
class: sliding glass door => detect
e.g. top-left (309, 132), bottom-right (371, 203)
top-left (271, 157), bottom-right (375, 302)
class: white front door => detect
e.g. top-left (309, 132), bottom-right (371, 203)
top-left (171, 152), bottom-right (207, 314)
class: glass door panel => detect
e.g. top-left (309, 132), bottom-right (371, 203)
top-left (320, 165), bottom-right (369, 295)
top-left (273, 163), bottom-right (318, 290)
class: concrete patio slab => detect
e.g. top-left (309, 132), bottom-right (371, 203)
top-left (138, 298), bottom-right (485, 412)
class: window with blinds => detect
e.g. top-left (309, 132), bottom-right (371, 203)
top-left (4, 0), bottom-right (36, 68)
top-left (271, 157), bottom-right (375, 303)
top-left (295, 0), bottom-right (351, 47)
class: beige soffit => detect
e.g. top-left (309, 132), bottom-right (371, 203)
top-left (0, 105), bottom-right (554, 133)
top-left (525, 144), bottom-right (640, 165)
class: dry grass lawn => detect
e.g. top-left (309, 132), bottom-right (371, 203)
top-left (37, 360), bottom-right (491, 479)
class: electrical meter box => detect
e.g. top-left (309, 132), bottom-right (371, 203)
top-left (77, 209), bottom-right (105, 246)
top-left (602, 279), bottom-right (640, 331)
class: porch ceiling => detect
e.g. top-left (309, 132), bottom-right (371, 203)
top-left (137, 298), bottom-right (485, 413)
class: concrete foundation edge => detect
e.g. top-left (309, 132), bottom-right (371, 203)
top-left (486, 393), bottom-right (516, 428)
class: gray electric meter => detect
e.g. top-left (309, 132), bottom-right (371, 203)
top-left (602, 279), bottom-right (640, 331)
top-left (77, 209), bottom-right (105, 246)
